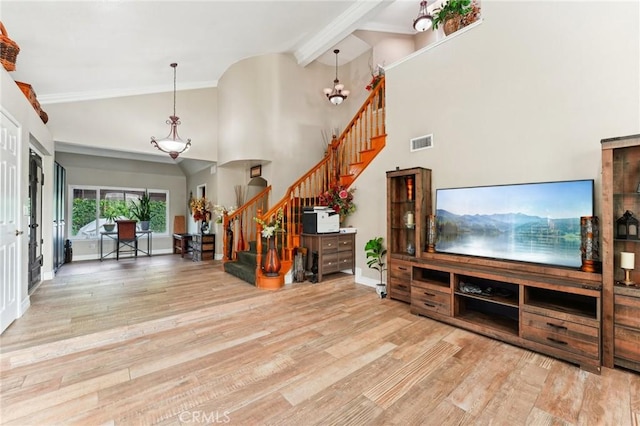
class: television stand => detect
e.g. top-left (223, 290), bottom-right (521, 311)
top-left (407, 252), bottom-right (602, 373)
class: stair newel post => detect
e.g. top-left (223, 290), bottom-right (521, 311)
top-left (256, 208), bottom-right (263, 275)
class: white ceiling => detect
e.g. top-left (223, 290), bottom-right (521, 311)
top-left (2, 0), bottom-right (427, 105)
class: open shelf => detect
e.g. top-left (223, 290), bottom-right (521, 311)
top-left (525, 287), bottom-right (597, 320)
top-left (456, 308), bottom-right (519, 336)
top-left (413, 267), bottom-right (450, 289)
top-left (454, 291), bottom-right (518, 308)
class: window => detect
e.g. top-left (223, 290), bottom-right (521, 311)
top-left (70, 186), bottom-right (168, 239)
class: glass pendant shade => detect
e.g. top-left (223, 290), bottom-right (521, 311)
top-left (324, 49), bottom-right (348, 105)
top-left (150, 63), bottom-right (191, 159)
top-left (413, 1), bottom-right (433, 32)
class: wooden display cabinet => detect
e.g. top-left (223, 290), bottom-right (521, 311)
top-left (601, 134), bottom-right (640, 371)
top-left (410, 256), bottom-right (602, 373)
top-left (386, 167), bottom-right (432, 302)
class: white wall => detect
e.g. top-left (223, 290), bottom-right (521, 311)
top-left (45, 88), bottom-right (218, 162)
top-left (353, 0), bottom-right (640, 284)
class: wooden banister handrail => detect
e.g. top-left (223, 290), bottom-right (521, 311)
top-left (258, 77), bottom-right (386, 263)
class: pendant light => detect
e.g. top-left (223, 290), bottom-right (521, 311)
top-left (323, 49), bottom-right (349, 105)
top-left (413, 1), bottom-right (433, 32)
top-left (150, 62), bottom-right (191, 159)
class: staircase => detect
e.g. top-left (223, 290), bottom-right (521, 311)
top-left (223, 77), bottom-right (386, 288)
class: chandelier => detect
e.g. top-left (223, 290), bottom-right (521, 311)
top-left (150, 62), bottom-right (191, 159)
top-left (323, 49), bottom-right (349, 105)
top-left (413, 1), bottom-right (433, 32)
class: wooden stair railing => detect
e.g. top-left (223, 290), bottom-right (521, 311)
top-left (222, 186), bottom-right (271, 262)
top-left (258, 77), bottom-right (387, 265)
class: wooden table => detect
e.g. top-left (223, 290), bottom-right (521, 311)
top-left (172, 233), bottom-right (193, 258)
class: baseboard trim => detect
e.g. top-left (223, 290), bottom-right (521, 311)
top-left (71, 248), bottom-right (174, 262)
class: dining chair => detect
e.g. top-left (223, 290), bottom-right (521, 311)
top-left (115, 220), bottom-right (138, 260)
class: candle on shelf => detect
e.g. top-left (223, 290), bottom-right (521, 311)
top-left (621, 251), bottom-right (635, 286)
top-left (621, 252), bottom-right (635, 270)
top-left (407, 212), bottom-right (414, 226)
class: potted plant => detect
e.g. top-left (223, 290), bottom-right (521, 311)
top-left (365, 236), bottom-right (387, 299)
top-left (129, 190), bottom-right (152, 231)
top-left (103, 205), bottom-right (118, 232)
top-left (432, 0), bottom-right (480, 36)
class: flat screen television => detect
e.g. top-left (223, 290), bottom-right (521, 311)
top-left (435, 179), bottom-right (594, 268)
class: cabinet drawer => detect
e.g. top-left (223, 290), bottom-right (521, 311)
top-left (521, 311), bottom-right (599, 359)
top-left (337, 235), bottom-right (353, 252)
top-left (201, 243), bottom-right (214, 251)
top-left (411, 287), bottom-right (451, 316)
top-left (321, 237), bottom-right (339, 252)
top-left (615, 325), bottom-right (640, 364)
top-left (322, 253), bottom-right (340, 273)
top-left (389, 261), bottom-right (411, 281)
top-left (337, 253), bottom-right (353, 269)
top-left (615, 294), bottom-right (640, 329)
top-left (389, 277), bottom-right (410, 303)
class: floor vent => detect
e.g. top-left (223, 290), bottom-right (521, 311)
top-left (410, 134), bottom-right (433, 152)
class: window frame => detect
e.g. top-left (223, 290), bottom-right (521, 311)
top-left (68, 185), bottom-right (170, 240)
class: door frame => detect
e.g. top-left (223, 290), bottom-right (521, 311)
top-left (0, 108), bottom-right (23, 333)
top-left (28, 148), bottom-right (43, 291)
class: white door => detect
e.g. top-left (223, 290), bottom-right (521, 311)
top-left (0, 110), bottom-right (21, 334)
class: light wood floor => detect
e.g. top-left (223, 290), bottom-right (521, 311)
top-left (1, 255), bottom-right (639, 425)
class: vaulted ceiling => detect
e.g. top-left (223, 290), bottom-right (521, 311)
top-left (2, 0), bottom-right (427, 105)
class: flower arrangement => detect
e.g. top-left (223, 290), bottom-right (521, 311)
top-left (190, 197), bottom-right (213, 222)
top-left (212, 204), bottom-right (236, 224)
top-left (254, 208), bottom-right (284, 239)
top-left (366, 65), bottom-right (384, 91)
top-left (318, 185), bottom-right (356, 219)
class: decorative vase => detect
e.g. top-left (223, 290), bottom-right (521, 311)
top-left (376, 283), bottom-right (387, 299)
top-left (443, 16), bottom-right (462, 36)
top-left (262, 238), bottom-right (281, 277)
top-left (427, 215), bottom-right (437, 253)
top-left (201, 220), bottom-right (209, 234)
top-left (237, 220), bottom-right (245, 252)
top-left (580, 216), bottom-right (600, 272)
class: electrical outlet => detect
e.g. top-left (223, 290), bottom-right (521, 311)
top-left (89, 243), bottom-right (96, 249)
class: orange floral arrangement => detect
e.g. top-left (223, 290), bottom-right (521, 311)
top-left (190, 197), bottom-right (212, 222)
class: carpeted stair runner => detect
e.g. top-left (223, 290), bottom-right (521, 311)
top-left (223, 240), bottom-right (269, 286)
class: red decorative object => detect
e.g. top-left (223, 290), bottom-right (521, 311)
top-left (406, 176), bottom-right (414, 201)
top-left (262, 238), bottom-right (281, 277)
top-left (237, 220), bottom-right (245, 252)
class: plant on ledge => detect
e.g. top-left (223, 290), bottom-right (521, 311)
top-left (432, 0), bottom-right (481, 35)
top-left (318, 184), bottom-right (356, 222)
top-left (366, 65), bottom-right (384, 91)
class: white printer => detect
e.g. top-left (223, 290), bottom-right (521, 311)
top-left (302, 207), bottom-right (340, 234)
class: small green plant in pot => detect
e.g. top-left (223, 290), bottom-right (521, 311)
top-left (129, 190), bottom-right (152, 230)
top-left (103, 205), bottom-right (118, 232)
top-left (365, 236), bottom-right (387, 299)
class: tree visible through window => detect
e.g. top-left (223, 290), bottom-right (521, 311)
top-left (71, 186), bottom-right (168, 239)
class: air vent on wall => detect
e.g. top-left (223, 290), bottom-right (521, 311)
top-left (410, 134), bottom-right (433, 152)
